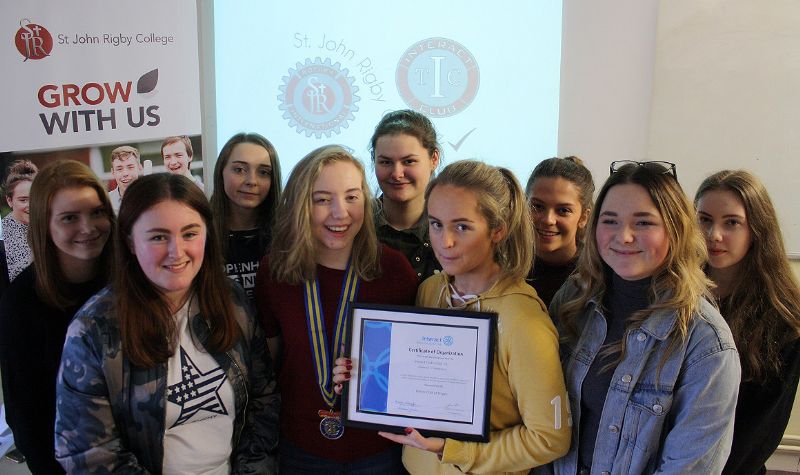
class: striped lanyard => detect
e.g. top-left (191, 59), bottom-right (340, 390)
top-left (303, 262), bottom-right (360, 409)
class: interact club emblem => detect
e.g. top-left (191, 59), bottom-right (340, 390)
top-left (396, 37), bottom-right (480, 118)
top-left (14, 19), bottom-right (53, 61)
top-left (278, 57), bottom-right (360, 138)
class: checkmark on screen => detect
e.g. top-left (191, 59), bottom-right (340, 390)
top-left (448, 128), bottom-right (477, 151)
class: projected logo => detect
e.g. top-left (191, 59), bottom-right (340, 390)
top-left (15, 19), bottom-right (53, 61)
top-left (396, 37), bottom-right (479, 118)
top-left (278, 57), bottom-right (360, 138)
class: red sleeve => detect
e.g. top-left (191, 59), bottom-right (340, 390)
top-left (255, 255), bottom-right (281, 338)
top-left (379, 245), bottom-right (419, 305)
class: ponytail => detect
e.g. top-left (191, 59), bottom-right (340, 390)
top-left (426, 161), bottom-right (533, 282)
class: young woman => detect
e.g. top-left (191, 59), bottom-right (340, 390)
top-left (695, 170), bottom-right (800, 475)
top-left (210, 133), bottom-right (282, 299)
top-left (3, 159), bottom-right (38, 281)
top-left (370, 109), bottom-right (441, 280)
top-left (549, 161), bottom-right (740, 474)
top-left (336, 160), bottom-right (571, 474)
top-left (525, 156), bottom-right (594, 306)
top-left (0, 160), bottom-right (113, 474)
top-left (55, 173), bottom-right (279, 474)
top-left (255, 145), bottom-right (417, 473)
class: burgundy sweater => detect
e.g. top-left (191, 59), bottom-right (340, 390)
top-left (256, 246), bottom-right (417, 463)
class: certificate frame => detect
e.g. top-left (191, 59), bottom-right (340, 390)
top-left (342, 303), bottom-right (496, 442)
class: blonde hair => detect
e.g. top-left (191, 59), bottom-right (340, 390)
top-left (425, 160), bottom-right (533, 283)
top-left (110, 145), bottom-right (140, 163)
top-left (269, 145), bottom-right (380, 284)
top-left (558, 163), bottom-right (712, 373)
top-left (695, 170), bottom-right (800, 381)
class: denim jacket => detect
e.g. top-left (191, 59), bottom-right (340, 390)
top-left (55, 284), bottom-right (280, 474)
top-left (549, 280), bottom-right (740, 475)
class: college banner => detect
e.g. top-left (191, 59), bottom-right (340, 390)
top-left (0, 0), bottom-right (201, 152)
top-left (0, 0), bottom-right (205, 268)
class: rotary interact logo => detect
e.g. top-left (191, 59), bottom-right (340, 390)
top-left (396, 37), bottom-right (479, 118)
top-left (278, 57), bottom-right (360, 138)
top-left (15, 19), bottom-right (53, 61)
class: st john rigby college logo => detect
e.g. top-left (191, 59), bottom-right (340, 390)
top-left (278, 57), bottom-right (360, 139)
top-left (15, 19), bottom-right (53, 61)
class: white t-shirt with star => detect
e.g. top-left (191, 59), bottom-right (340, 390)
top-left (163, 299), bottom-right (235, 475)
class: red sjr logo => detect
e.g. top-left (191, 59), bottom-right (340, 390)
top-left (15, 19), bottom-right (53, 61)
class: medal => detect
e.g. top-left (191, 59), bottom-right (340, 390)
top-left (304, 261), bottom-right (360, 440)
top-left (318, 409), bottom-right (345, 440)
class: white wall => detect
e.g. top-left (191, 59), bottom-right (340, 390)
top-left (558, 0), bottom-right (660, 182)
top-left (647, 0), bottom-right (800, 256)
top-left (558, 0), bottom-right (800, 468)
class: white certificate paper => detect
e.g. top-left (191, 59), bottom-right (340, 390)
top-left (383, 322), bottom-right (477, 422)
top-left (344, 304), bottom-right (495, 441)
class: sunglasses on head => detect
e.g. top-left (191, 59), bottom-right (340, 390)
top-left (610, 160), bottom-right (677, 181)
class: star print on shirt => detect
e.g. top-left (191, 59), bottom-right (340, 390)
top-left (166, 346), bottom-right (228, 428)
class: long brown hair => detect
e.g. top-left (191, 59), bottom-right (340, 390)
top-left (525, 156), bottom-right (594, 245)
top-left (115, 173), bottom-right (239, 368)
top-left (28, 160), bottom-right (114, 307)
top-left (270, 145), bottom-right (380, 284)
top-left (209, 133), bottom-right (282, 254)
top-left (695, 170), bottom-right (800, 381)
top-left (557, 163), bottom-right (712, 374)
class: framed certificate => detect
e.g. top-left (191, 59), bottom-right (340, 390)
top-left (342, 303), bottom-right (496, 442)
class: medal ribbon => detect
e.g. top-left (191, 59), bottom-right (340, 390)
top-left (304, 262), bottom-right (360, 409)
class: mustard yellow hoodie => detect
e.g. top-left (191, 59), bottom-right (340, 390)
top-left (402, 273), bottom-right (570, 474)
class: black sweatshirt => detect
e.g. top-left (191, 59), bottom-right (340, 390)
top-left (578, 273), bottom-right (651, 472)
top-left (720, 297), bottom-right (800, 475)
top-left (0, 265), bottom-right (104, 474)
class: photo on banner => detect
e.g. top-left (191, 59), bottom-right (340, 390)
top-left (0, 135), bottom-right (203, 216)
top-left (0, 0), bottom-right (204, 196)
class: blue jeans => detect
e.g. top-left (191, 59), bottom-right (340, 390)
top-left (278, 439), bottom-right (406, 475)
